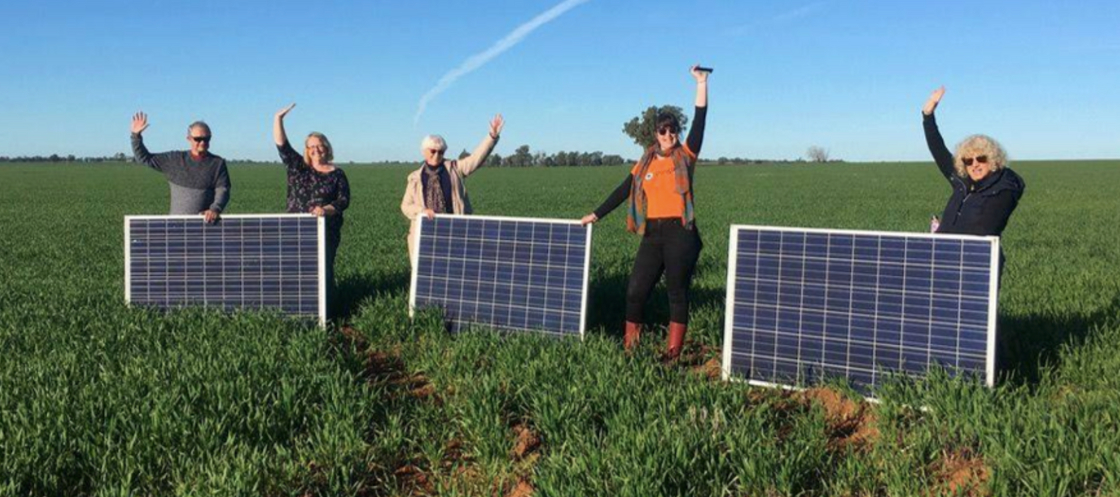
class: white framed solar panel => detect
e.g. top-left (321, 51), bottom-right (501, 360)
top-left (409, 214), bottom-right (593, 338)
top-left (125, 214), bottom-right (326, 327)
top-left (722, 225), bottom-right (1000, 397)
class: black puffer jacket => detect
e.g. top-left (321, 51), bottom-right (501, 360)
top-left (923, 113), bottom-right (1025, 236)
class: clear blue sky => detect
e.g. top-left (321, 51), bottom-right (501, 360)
top-left (1, 0), bottom-right (1117, 162)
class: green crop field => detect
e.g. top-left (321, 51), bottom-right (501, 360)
top-left (2, 160), bottom-right (1119, 496)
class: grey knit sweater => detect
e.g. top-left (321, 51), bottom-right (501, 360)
top-left (131, 134), bottom-right (231, 214)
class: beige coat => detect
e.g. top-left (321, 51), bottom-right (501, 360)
top-left (402, 133), bottom-right (499, 262)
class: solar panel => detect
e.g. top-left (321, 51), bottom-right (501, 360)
top-left (125, 214), bottom-right (326, 326)
top-left (721, 225), bottom-right (999, 396)
top-left (409, 214), bottom-right (592, 338)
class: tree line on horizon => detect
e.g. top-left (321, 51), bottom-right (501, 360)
top-left (1, 105), bottom-right (841, 165)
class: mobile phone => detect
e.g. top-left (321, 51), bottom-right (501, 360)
top-left (696, 66), bottom-right (714, 73)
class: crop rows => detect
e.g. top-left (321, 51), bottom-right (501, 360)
top-left (2, 161), bottom-right (1119, 495)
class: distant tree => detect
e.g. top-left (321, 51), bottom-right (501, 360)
top-left (114, 152), bottom-right (126, 161)
top-left (584, 152), bottom-right (603, 166)
top-left (806, 146), bottom-right (830, 163)
top-left (602, 154), bottom-right (625, 165)
top-left (538, 153), bottom-right (557, 167)
top-left (487, 153), bottom-right (502, 167)
top-left (512, 145), bottom-right (533, 167)
top-left (558, 151), bottom-right (575, 167)
top-left (622, 105), bottom-right (689, 150)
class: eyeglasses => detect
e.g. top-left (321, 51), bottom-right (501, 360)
top-left (191, 136), bottom-right (212, 144)
top-left (961, 155), bottom-right (988, 166)
top-left (657, 126), bottom-right (679, 136)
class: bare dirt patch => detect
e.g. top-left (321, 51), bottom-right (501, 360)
top-left (690, 357), bottom-right (723, 381)
top-left (506, 479), bottom-right (535, 497)
top-left (510, 424), bottom-right (542, 461)
top-left (394, 463), bottom-right (436, 495)
top-left (678, 341), bottom-right (716, 363)
top-left (498, 423), bottom-right (543, 496)
top-left (797, 387), bottom-right (880, 452)
top-left (929, 448), bottom-right (991, 497)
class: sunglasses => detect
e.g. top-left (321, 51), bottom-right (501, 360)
top-left (428, 149), bottom-right (445, 155)
top-left (961, 155), bottom-right (988, 166)
top-left (190, 136), bottom-right (212, 144)
top-left (657, 126), bottom-right (679, 136)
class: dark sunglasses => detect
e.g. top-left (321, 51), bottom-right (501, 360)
top-left (191, 136), bottom-right (212, 144)
top-left (657, 126), bottom-right (679, 136)
top-left (961, 155), bottom-right (988, 166)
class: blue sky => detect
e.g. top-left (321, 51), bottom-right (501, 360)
top-left (1, 0), bottom-right (1117, 162)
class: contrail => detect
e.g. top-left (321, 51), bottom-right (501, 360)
top-left (726, 2), bottom-right (827, 36)
top-left (414, 0), bottom-right (591, 125)
top-left (772, 1), bottom-right (825, 22)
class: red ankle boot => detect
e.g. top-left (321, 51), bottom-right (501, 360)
top-left (665, 322), bottom-right (687, 361)
top-left (624, 321), bottom-right (642, 351)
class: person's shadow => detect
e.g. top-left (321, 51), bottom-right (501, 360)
top-left (586, 258), bottom-right (725, 341)
top-left (334, 270), bottom-right (411, 321)
top-left (998, 294), bottom-right (1120, 386)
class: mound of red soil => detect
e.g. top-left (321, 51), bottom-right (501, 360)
top-left (510, 424), bottom-right (542, 462)
top-left (930, 448), bottom-right (990, 497)
top-left (507, 479), bottom-right (535, 497)
top-left (798, 387), bottom-right (880, 452)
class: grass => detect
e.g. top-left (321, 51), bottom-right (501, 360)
top-left (1, 160), bottom-right (1119, 495)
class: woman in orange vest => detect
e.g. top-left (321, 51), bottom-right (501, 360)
top-left (581, 65), bottom-right (709, 360)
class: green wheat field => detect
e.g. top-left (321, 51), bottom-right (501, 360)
top-left (2, 160), bottom-right (1119, 496)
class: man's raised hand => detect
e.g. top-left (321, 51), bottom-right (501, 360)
top-left (489, 114), bottom-right (504, 138)
top-left (131, 112), bottom-right (149, 135)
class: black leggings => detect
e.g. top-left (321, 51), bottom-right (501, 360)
top-left (626, 219), bottom-right (703, 324)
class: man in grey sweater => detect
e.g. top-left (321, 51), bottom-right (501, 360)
top-left (131, 112), bottom-right (231, 222)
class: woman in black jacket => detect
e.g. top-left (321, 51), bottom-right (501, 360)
top-left (922, 86), bottom-right (1025, 275)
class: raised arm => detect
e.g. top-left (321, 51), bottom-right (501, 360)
top-left (692, 65), bottom-right (708, 108)
top-left (130, 112), bottom-right (168, 171)
top-left (273, 104), bottom-right (304, 172)
top-left (685, 66), bottom-right (709, 156)
top-left (922, 87), bottom-right (955, 180)
top-left (274, 104), bottom-right (294, 146)
top-left (456, 114), bottom-right (503, 176)
top-left (582, 174), bottom-right (633, 225)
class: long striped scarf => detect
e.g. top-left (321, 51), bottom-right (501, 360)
top-left (626, 145), bottom-right (695, 234)
top-left (422, 163), bottom-right (448, 214)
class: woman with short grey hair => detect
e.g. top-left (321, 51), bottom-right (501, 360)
top-left (401, 115), bottom-right (504, 261)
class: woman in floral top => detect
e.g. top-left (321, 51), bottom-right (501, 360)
top-left (273, 103), bottom-right (351, 318)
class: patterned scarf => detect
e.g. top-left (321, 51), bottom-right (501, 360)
top-left (422, 163), bottom-right (447, 214)
top-left (627, 145), bottom-right (695, 234)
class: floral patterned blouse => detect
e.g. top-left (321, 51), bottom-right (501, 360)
top-left (277, 141), bottom-right (351, 242)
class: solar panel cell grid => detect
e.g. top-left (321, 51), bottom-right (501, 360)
top-left (125, 215), bottom-right (325, 325)
top-left (410, 215), bottom-right (591, 337)
top-left (722, 225), bottom-right (998, 396)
